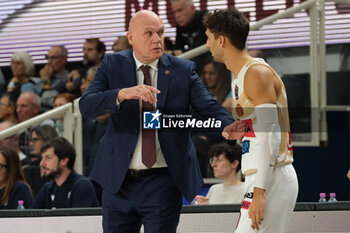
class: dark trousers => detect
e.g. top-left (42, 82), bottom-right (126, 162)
top-left (102, 168), bottom-right (182, 233)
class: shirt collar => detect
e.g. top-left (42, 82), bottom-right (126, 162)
top-left (133, 52), bottom-right (159, 71)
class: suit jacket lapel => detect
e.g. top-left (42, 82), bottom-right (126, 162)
top-left (157, 55), bottom-right (172, 110)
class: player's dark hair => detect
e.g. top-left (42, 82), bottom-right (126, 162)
top-left (203, 7), bottom-right (250, 50)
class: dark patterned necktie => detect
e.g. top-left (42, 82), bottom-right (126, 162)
top-left (140, 65), bottom-right (156, 168)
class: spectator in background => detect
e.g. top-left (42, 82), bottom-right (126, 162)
top-left (7, 52), bottom-right (41, 98)
top-left (83, 38), bottom-right (106, 68)
top-left (65, 38), bottom-right (106, 97)
top-left (171, 0), bottom-right (207, 51)
top-left (0, 92), bottom-right (18, 124)
top-left (39, 45), bottom-right (69, 110)
top-left (23, 125), bottom-right (58, 197)
top-left (40, 45), bottom-right (68, 92)
top-left (53, 93), bottom-right (75, 137)
top-left (347, 168), bottom-right (350, 181)
top-left (196, 142), bottom-right (244, 205)
top-left (0, 147), bottom-right (33, 209)
top-left (112, 36), bottom-right (132, 52)
top-left (171, 0), bottom-right (209, 74)
top-left (31, 137), bottom-right (99, 209)
top-left (16, 92), bottom-right (54, 160)
top-left (0, 121), bottom-right (26, 162)
top-left (80, 66), bottom-right (98, 96)
top-left (200, 56), bottom-right (231, 105)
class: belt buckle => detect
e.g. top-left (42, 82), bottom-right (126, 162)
top-left (130, 169), bottom-right (138, 177)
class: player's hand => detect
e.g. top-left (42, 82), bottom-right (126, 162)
top-left (347, 169), bottom-right (350, 181)
top-left (249, 188), bottom-right (266, 230)
top-left (195, 195), bottom-right (209, 205)
top-left (118, 85), bottom-right (160, 103)
top-left (222, 121), bottom-right (246, 140)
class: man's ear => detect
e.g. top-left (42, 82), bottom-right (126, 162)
top-left (126, 31), bottom-right (133, 45)
top-left (218, 35), bottom-right (226, 47)
top-left (60, 157), bottom-right (69, 167)
top-left (231, 160), bottom-right (240, 169)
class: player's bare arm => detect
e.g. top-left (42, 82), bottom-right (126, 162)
top-left (244, 65), bottom-right (280, 230)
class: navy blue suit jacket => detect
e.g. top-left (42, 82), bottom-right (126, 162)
top-left (79, 50), bottom-right (234, 201)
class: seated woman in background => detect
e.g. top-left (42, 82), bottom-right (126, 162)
top-left (200, 56), bottom-right (231, 105)
top-left (7, 52), bottom-right (41, 98)
top-left (0, 147), bottom-right (33, 209)
top-left (196, 142), bottom-right (244, 204)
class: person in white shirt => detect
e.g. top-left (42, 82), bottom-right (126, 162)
top-left (196, 142), bottom-right (244, 204)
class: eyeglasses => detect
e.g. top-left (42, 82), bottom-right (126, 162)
top-left (45, 55), bottom-right (63, 60)
top-left (0, 163), bottom-right (8, 171)
top-left (209, 157), bottom-right (225, 164)
top-left (29, 137), bottom-right (42, 143)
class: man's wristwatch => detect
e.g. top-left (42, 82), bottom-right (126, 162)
top-left (42, 79), bottom-right (51, 85)
top-left (7, 81), bottom-right (17, 88)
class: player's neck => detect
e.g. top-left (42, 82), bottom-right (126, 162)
top-left (225, 49), bottom-right (251, 79)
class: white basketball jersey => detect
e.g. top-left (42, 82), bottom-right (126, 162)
top-left (231, 58), bottom-right (293, 175)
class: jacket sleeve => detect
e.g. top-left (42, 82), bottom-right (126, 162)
top-left (79, 54), bottom-right (121, 118)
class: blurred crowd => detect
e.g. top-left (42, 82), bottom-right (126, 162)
top-left (0, 0), bottom-right (258, 209)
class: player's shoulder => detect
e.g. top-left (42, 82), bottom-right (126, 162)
top-left (245, 62), bottom-right (274, 86)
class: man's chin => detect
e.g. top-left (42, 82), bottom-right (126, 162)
top-left (41, 171), bottom-right (58, 181)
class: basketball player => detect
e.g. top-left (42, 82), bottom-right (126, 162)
top-left (203, 8), bottom-right (299, 233)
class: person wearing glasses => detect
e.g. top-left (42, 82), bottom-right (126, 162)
top-left (40, 45), bottom-right (68, 92)
top-left (39, 45), bottom-right (69, 110)
top-left (0, 147), bottom-right (33, 209)
top-left (7, 52), bottom-right (41, 98)
top-left (22, 125), bottom-right (58, 196)
top-left (195, 142), bottom-right (244, 205)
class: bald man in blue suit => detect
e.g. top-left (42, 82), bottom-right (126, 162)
top-left (79, 10), bottom-right (234, 233)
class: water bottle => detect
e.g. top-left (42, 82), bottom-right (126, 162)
top-left (328, 193), bottom-right (337, 202)
top-left (318, 193), bottom-right (327, 203)
top-left (16, 200), bottom-right (25, 210)
top-left (191, 196), bottom-right (199, 205)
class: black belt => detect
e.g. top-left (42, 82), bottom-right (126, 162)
top-left (127, 167), bottom-right (167, 177)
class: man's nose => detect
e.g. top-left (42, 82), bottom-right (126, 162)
top-left (152, 33), bottom-right (162, 42)
top-left (205, 40), bottom-right (210, 48)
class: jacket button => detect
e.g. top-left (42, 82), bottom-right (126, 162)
top-left (127, 153), bottom-right (132, 157)
top-left (135, 129), bottom-right (139, 134)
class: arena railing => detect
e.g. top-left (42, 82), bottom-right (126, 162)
top-left (0, 99), bottom-right (83, 174)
